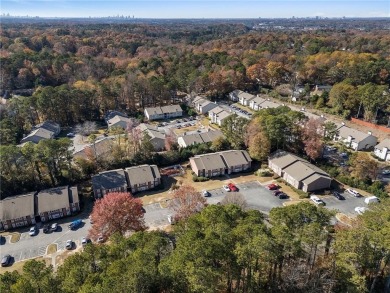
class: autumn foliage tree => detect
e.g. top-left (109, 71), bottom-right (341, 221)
top-left (302, 118), bottom-right (324, 161)
top-left (349, 152), bottom-right (379, 180)
top-left (169, 185), bottom-right (207, 221)
top-left (89, 192), bottom-right (146, 240)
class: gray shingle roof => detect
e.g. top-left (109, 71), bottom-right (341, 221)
top-left (180, 130), bottom-right (223, 146)
top-left (375, 138), bottom-right (390, 150)
top-left (191, 150), bottom-right (251, 171)
top-left (250, 96), bottom-right (267, 105)
top-left (337, 125), bottom-right (375, 142)
top-left (92, 169), bottom-right (128, 191)
top-left (125, 165), bottom-right (161, 186)
top-left (238, 91), bottom-right (255, 101)
top-left (145, 105), bottom-right (182, 116)
top-left (269, 151), bottom-right (330, 185)
top-left (36, 186), bottom-right (73, 214)
top-left (73, 137), bottom-right (114, 159)
top-left (23, 128), bottom-right (54, 141)
top-left (107, 115), bottom-right (132, 127)
top-left (0, 193), bottom-right (35, 220)
top-left (161, 105), bottom-right (182, 113)
top-left (208, 106), bottom-right (226, 116)
top-left (220, 150), bottom-right (252, 167)
top-left (33, 120), bottom-right (60, 134)
top-left (145, 106), bottom-right (163, 115)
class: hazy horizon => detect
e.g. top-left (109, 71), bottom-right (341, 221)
top-left (2, 0), bottom-right (389, 19)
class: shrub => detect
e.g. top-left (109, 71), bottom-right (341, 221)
top-left (255, 169), bottom-right (273, 177)
top-left (192, 175), bottom-right (209, 182)
top-left (292, 187), bottom-right (309, 199)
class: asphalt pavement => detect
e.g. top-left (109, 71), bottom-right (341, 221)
top-left (1, 179), bottom-right (375, 264)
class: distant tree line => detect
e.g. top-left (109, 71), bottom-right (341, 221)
top-left (1, 22), bottom-right (390, 145)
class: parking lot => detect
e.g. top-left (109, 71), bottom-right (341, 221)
top-left (206, 181), bottom-right (288, 213)
top-left (217, 103), bottom-right (252, 119)
top-left (319, 191), bottom-right (370, 215)
top-left (1, 218), bottom-right (91, 264)
top-left (156, 116), bottom-right (200, 133)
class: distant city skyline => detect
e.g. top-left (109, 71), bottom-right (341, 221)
top-left (2, 1), bottom-right (389, 19)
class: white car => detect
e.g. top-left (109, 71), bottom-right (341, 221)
top-left (168, 215), bottom-right (175, 225)
top-left (346, 188), bottom-right (361, 197)
top-left (382, 170), bottom-right (390, 175)
top-left (97, 234), bottom-right (105, 243)
top-left (65, 240), bottom-right (73, 250)
top-left (310, 195), bottom-right (325, 205)
top-left (355, 207), bottom-right (368, 215)
top-left (326, 146), bottom-right (337, 152)
top-left (223, 185), bottom-right (231, 192)
top-left (202, 190), bottom-right (211, 197)
top-left (29, 226), bottom-right (37, 236)
top-left (81, 237), bottom-right (91, 246)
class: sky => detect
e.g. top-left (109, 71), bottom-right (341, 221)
top-left (1, 0), bottom-right (389, 18)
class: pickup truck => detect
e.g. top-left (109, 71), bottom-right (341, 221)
top-left (68, 219), bottom-right (82, 230)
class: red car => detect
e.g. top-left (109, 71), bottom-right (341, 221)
top-left (267, 183), bottom-right (279, 190)
top-left (228, 183), bottom-right (238, 192)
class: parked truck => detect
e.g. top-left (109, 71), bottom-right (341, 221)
top-left (68, 219), bottom-right (82, 230)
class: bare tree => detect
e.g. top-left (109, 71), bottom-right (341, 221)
top-left (169, 185), bottom-right (207, 221)
top-left (221, 193), bottom-right (248, 210)
top-left (75, 121), bottom-right (98, 136)
top-left (164, 129), bottom-right (176, 151)
top-left (127, 119), bottom-right (141, 156)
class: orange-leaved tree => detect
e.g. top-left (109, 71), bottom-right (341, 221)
top-left (88, 192), bottom-right (146, 241)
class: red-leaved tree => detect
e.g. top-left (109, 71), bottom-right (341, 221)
top-left (164, 129), bottom-right (176, 151)
top-left (169, 185), bottom-right (207, 221)
top-left (88, 192), bottom-right (146, 241)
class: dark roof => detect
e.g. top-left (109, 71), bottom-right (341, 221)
top-left (105, 110), bottom-right (128, 122)
top-left (125, 165), bottom-right (161, 186)
top-left (92, 169), bottom-right (128, 191)
top-left (36, 186), bottom-right (75, 213)
top-left (33, 120), bottom-right (60, 133)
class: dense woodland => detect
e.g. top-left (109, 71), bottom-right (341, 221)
top-left (1, 20), bottom-right (390, 145)
top-left (1, 201), bottom-right (390, 293)
top-left (1, 20), bottom-right (390, 293)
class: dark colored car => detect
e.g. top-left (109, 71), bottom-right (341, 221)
top-left (42, 224), bottom-right (50, 234)
top-left (278, 193), bottom-right (288, 199)
top-left (273, 190), bottom-right (283, 196)
top-left (332, 191), bottom-right (345, 200)
top-left (1, 254), bottom-right (11, 267)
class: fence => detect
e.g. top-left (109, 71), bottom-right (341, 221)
top-left (351, 118), bottom-right (390, 134)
